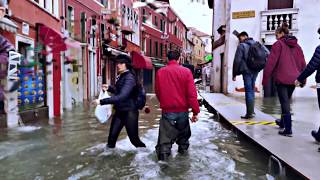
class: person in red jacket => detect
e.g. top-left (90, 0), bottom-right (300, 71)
top-left (155, 50), bottom-right (200, 161)
top-left (262, 23), bottom-right (306, 137)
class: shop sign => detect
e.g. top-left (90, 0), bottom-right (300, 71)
top-left (8, 51), bottom-right (20, 81)
top-left (232, 10), bottom-right (255, 19)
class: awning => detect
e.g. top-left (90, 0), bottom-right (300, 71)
top-left (65, 39), bottom-right (82, 63)
top-left (106, 46), bottom-right (128, 56)
top-left (38, 23), bottom-right (67, 53)
top-left (121, 26), bottom-right (134, 35)
top-left (155, 0), bottom-right (170, 3)
top-left (153, 62), bottom-right (166, 67)
top-left (131, 51), bottom-right (153, 70)
top-left (0, 17), bottom-right (18, 33)
top-left (65, 38), bottom-right (81, 49)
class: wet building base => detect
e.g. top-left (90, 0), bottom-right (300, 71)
top-left (19, 106), bottom-right (49, 124)
top-left (0, 106), bottom-right (49, 128)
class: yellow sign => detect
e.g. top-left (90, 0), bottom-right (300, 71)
top-left (232, 10), bottom-right (255, 19)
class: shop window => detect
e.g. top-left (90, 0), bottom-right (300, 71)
top-left (268, 0), bottom-right (293, 9)
top-left (17, 42), bottom-right (45, 111)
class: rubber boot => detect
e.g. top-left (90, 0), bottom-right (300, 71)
top-left (311, 126), bottom-right (320, 142)
top-left (275, 115), bottom-right (284, 129)
top-left (279, 114), bottom-right (292, 137)
top-left (241, 101), bottom-right (255, 119)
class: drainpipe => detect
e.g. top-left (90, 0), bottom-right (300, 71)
top-left (210, 0), bottom-right (215, 92)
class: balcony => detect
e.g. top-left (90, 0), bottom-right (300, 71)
top-left (260, 8), bottom-right (299, 44)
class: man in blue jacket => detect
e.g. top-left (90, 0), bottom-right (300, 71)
top-left (232, 32), bottom-right (258, 119)
top-left (295, 27), bottom-right (320, 149)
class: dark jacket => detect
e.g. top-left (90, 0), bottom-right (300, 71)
top-left (0, 35), bottom-right (14, 64)
top-left (297, 45), bottom-right (320, 83)
top-left (100, 70), bottom-right (137, 111)
top-left (233, 38), bottom-right (255, 78)
top-left (262, 35), bottom-right (306, 86)
top-left (155, 60), bottom-right (200, 115)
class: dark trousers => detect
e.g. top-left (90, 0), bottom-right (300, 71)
top-left (155, 112), bottom-right (191, 157)
top-left (107, 110), bottom-right (146, 148)
top-left (276, 84), bottom-right (295, 115)
top-left (242, 72), bottom-right (258, 114)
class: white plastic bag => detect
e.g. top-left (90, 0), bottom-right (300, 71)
top-left (95, 90), bottom-right (113, 124)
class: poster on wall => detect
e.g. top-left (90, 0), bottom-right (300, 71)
top-left (17, 66), bottom-right (45, 111)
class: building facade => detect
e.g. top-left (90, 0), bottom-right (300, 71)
top-left (6, 0), bottom-right (63, 125)
top-left (140, 3), bottom-right (187, 92)
top-left (64, 0), bottom-right (104, 110)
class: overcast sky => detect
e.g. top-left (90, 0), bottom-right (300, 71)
top-left (170, 0), bottom-right (213, 35)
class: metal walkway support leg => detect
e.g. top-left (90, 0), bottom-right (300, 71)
top-left (267, 155), bottom-right (286, 179)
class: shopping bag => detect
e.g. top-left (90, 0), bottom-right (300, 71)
top-left (95, 90), bottom-right (113, 124)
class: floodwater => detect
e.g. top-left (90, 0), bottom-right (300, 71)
top-left (0, 95), bottom-right (269, 180)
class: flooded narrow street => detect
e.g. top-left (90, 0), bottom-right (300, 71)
top-left (0, 95), bottom-right (269, 180)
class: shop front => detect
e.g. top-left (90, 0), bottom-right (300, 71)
top-left (15, 23), bottom-right (67, 122)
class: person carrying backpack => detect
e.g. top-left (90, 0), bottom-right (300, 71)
top-left (233, 31), bottom-right (268, 119)
top-left (92, 54), bottom-right (146, 149)
top-left (262, 23), bottom-right (306, 137)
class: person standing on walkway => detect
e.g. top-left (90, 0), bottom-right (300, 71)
top-left (155, 50), bottom-right (200, 161)
top-left (262, 23), bottom-right (306, 137)
top-left (232, 32), bottom-right (260, 119)
top-left (92, 54), bottom-right (146, 149)
top-left (295, 27), bottom-right (320, 143)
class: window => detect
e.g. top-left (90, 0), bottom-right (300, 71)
top-left (100, 0), bottom-right (108, 6)
top-left (142, 9), bottom-right (146, 23)
top-left (33, 0), bottom-right (58, 16)
top-left (142, 38), bottom-right (146, 52)
top-left (149, 39), bottom-right (152, 56)
top-left (101, 24), bottom-right (105, 39)
top-left (160, 20), bottom-right (166, 32)
top-left (155, 16), bottom-right (158, 27)
top-left (160, 43), bottom-right (163, 57)
top-left (155, 41), bottom-right (158, 57)
top-left (80, 12), bottom-right (86, 42)
top-left (268, 0), bottom-right (293, 9)
top-left (174, 26), bottom-right (177, 36)
top-left (67, 6), bottom-right (75, 37)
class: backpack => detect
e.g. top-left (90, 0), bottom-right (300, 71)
top-left (135, 84), bottom-right (146, 110)
top-left (246, 41), bottom-right (268, 71)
